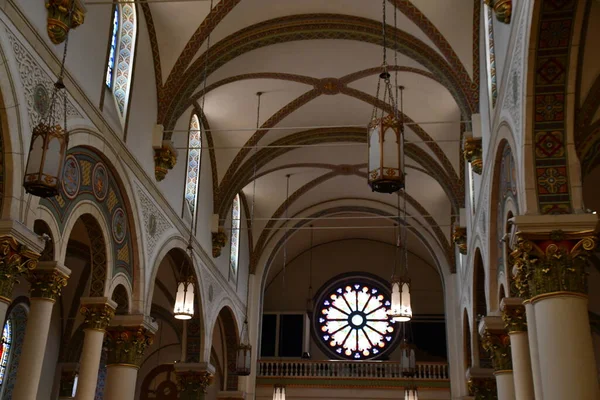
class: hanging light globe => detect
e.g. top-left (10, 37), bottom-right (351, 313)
top-left (235, 318), bottom-right (252, 376)
top-left (404, 387), bottom-right (418, 400)
top-left (173, 278), bottom-right (194, 320)
top-left (389, 276), bottom-right (412, 322)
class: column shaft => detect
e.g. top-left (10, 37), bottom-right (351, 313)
top-left (12, 298), bottom-right (55, 399)
top-left (495, 371), bottom-right (516, 400)
top-left (104, 365), bottom-right (138, 400)
top-left (534, 294), bottom-right (599, 400)
top-left (524, 303), bottom-right (543, 400)
top-left (509, 332), bottom-right (534, 400)
top-left (74, 329), bottom-right (105, 400)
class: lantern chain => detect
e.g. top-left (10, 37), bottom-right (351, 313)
top-left (199, 0), bottom-right (214, 114)
top-left (282, 174), bottom-right (291, 291)
top-left (251, 92), bottom-right (262, 225)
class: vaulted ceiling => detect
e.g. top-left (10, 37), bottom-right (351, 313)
top-left (144, 0), bottom-right (480, 278)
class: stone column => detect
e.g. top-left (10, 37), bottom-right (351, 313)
top-left (103, 315), bottom-right (157, 400)
top-left (522, 302), bottom-right (542, 400)
top-left (467, 367), bottom-right (497, 400)
top-left (58, 363), bottom-right (79, 400)
top-left (12, 261), bottom-right (70, 400)
top-left (175, 363), bottom-right (215, 400)
top-left (501, 298), bottom-right (534, 400)
top-left (0, 227), bottom-right (43, 324)
top-left (479, 316), bottom-right (515, 400)
top-left (74, 297), bottom-right (116, 400)
top-left (512, 214), bottom-right (600, 400)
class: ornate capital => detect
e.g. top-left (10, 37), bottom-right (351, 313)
top-left (501, 298), bottom-right (527, 333)
top-left (45, 0), bottom-right (86, 44)
top-left (29, 261), bottom-right (69, 301)
top-left (80, 298), bottom-right (116, 331)
top-left (176, 370), bottom-right (214, 394)
top-left (468, 376), bottom-right (498, 400)
top-left (212, 230), bottom-right (227, 258)
top-left (511, 230), bottom-right (596, 299)
top-left (105, 325), bottom-right (154, 367)
top-left (154, 141), bottom-right (178, 181)
top-left (452, 226), bottom-right (467, 255)
top-left (484, 0), bottom-right (512, 24)
top-left (481, 331), bottom-right (512, 372)
top-left (0, 235), bottom-right (40, 300)
top-left (464, 137), bottom-right (483, 175)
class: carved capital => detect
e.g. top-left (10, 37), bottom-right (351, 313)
top-left (0, 235), bottom-right (40, 300)
top-left (176, 370), bottom-right (214, 394)
top-left (45, 0), bottom-right (86, 44)
top-left (501, 298), bottom-right (527, 333)
top-left (468, 376), bottom-right (498, 400)
top-left (105, 325), bottom-right (154, 367)
top-left (464, 137), bottom-right (483, 175)
top-left (452, 227), bottom-right (467, 255)
top-left (29, 261), bottom-right (69, 301)
top-left (154, 141), bottom-right (178, 181)
top-left (481, 331), bottom-right (512, 372)
top-left (80, 298), bottom-right (116, 331)
top-left (511, 230), bottom-right (596, 299)
top-left (484, 0), bottom-right (512, 24)
top-left (212, 230), bottom-right (227, 258)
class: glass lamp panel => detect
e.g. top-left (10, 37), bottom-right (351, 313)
top-left (382, 126), bottom-right (399, 173)
top-left (25, 136), bottom-right (44, 174)
top-left (184, 282), bottom-right (195, 315)
top-left (368, 125), bottom-right (380, 173)
top-left (44, 137), bottom-right (62, 177)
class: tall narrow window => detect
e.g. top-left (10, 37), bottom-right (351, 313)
top-left (0, 320), bottom-right (12, 387)
top-left (184, 114), bottom-right (202, 215)
top-left (230, 194), bottom-right (241, 278)
top-left (484, 4), bottom-right (497, 107)
top-left (105, 2), bottom-right (137, 125)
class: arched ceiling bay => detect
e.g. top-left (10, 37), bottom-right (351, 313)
top-left (145, 0), bottom-right (477, 275)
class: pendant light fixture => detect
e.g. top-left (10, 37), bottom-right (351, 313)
top-left (23, 1), bottom-right (77, 197)
top-left (404, 387), bottom-right (418, 400)
top-left (389, 193), bottom-right (412, 322)
top-left (399, 320), bottom-right (416, 377)
top-left (174, 199), bottom-right (196, 320)
top-left (367, 0), bottom-right (405, 194)
top-left (236, 94), bottom-right (261, 375)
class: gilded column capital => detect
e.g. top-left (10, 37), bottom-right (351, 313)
top-left (212, 230), bottom-right (228, 258)
top-left (29, 261), bottom-right (70, 301)
top-left (484, 0), bottom-right (512, 24)
top-left (463, 137), bottom-right (483, 175)
top-left (0, 235), bottom-right (41, 301)
top-left (511, 229), bottom-right (596, 299)
top-left (175, 363), bottom-right (216, 396)
top-left (45, 0), bottom-right (87, 44)
top-left (452, 226), bottom-right (467, 255)
top-left (478, 316), bottom-right (512, 372)
top-left (500, 297), bottom-right (527, 333)
top-left (154, 141), bottom-right (178, 181)
top-left (105, 325), bottom-right (154, 367)
top-left (468, 376), bottom-right (498, 400)
top-left (80, 297), bottom-right (116, 331)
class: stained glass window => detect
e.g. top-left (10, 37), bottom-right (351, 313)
top-left (315, 281), bottom-right (397, 360)
top-left (105, 3), bottom-right (137, 124)
top-left (0, 320), bottom-right (12, 386)
top-left (105, 8), bottom-right (119, 88)
top-left (230, 194), bottom-right (241, 277)
top-left (484, 3), bottom-right (497, 107)
top-left (185, 114), bottom-right (202, 215)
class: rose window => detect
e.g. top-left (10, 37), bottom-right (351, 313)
top-left (313, 276), bottom-right (398, 360)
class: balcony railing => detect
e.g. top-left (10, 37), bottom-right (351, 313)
top-left (257, 360), bottom-right (449, 380)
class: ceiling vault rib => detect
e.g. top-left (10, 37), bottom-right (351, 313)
top-left (159, 14), bottom-right (476, 131)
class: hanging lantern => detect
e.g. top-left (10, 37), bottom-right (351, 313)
top-left (236, 318), bottom-right (252, 376)
top-left (368, 110), bottom-right (405, 194)
top-left (389, 276), bottom-right (412, 322)
top-left (404, 387), bottom-right (418, 400)
top-left (173, 278), bottom-right (194, 320)
top-left (23, 83), bottom-right (68, 198)
top-left (273, 385), bottom-right (286, 400)
top-left (399, 339), bottom-right (416, 377)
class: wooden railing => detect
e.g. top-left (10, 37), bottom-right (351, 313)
top-left (257, 360), bottom-right (449, 380)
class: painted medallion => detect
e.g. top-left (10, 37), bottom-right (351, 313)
top-left (111, 208), bottom-right (126, 244)
top-left (61, 155), bottom-right (80, 199)
top-left (92, 163), bottom-right (109, 201)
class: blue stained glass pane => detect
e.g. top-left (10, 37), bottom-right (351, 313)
top-left (106, 8), bottom-right (119, 88)
top-left (230, 194), bottom-right (241, 276)
top-left (0, 320), bottom-right (12, 386)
